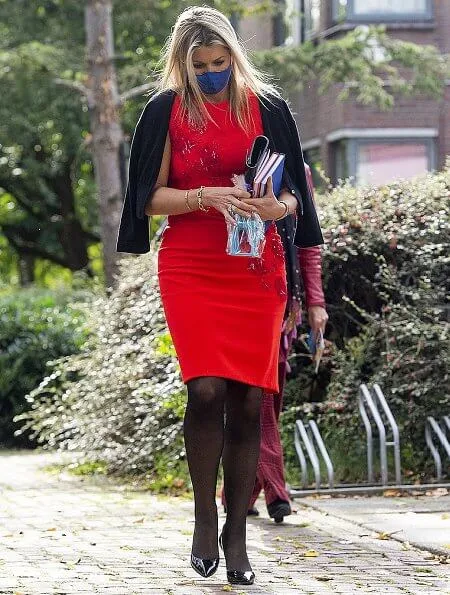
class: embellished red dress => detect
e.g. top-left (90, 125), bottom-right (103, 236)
top-left (157, 93), bottom-right (287, 393)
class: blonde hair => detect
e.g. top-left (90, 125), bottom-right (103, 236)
top-left (157, 5), bottom-right (278, 129)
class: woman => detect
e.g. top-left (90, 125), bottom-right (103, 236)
top-left (117, 6), bottom-right (324, 586)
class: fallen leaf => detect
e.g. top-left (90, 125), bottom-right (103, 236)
top-left (222, 585), bottom-right (233, 592)
top-left (133, 517), bottom-right (145, 524)
top-left (304, 549), bottom-right (319, 557)
top-left (441, 513), bottom-right (450, 520)
top-left (46, 527), bottom-right (57, 532)
top-left (376, 532), bottom-right (390, 540)
top-left (375, 530), bottom-right (401, 540)
top-left (383, 489), bottom-right (401, 497)
top-left (425, 488), bottom-right (448, 497)
top-left (273, 536), bottom-right (283, 542)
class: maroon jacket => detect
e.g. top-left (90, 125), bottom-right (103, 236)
top-left (300, 165), bottom-right (325, 309)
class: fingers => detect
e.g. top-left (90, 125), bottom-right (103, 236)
top-left (233, 207), bottom-right (251, 218)
top-left (312, 319), bottom-right (327, 334)
top-left (219, 207), bottom-right (237, 226)
top-left (262, 176), bottom-right (275, 198)
top-left (240, 197), bottom-right (264, 206)
top-left (228, 196), bottom-right (256, 213)
top-left (229, 187), bottom-right (252, 199)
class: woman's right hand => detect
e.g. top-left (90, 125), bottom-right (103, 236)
top-left (202, 186), bottom-right (255, 225)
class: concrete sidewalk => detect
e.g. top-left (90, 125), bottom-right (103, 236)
top-left (0, 451), bottom-right (449, 595)
top-left (300, 491), bottom-right (450, 557)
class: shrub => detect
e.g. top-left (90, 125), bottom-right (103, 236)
top-left (15, 254), bottom-right (187, 479)
top-left (317, 304), bottom-right (448, 482)
top-left (17, 168), bottom-right (449, 486)
top-left (0, 289), bottom-right (87, 447)
top-left (317, 166), bottom-right (448, 341)
top-left (282, 166), bottom-right (450, 483)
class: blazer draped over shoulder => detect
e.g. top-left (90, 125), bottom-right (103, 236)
top-left (116, 89), bottom-right (323, 254)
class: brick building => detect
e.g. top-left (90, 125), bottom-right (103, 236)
top-left (239, 0), bottom-right (450, 186)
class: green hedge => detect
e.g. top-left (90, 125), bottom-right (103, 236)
top-left (0, 289), bottom-right (87, 446)
top-left (15, 255), bottom-right (186, 483)
top-left (16, 167), bottom-right (449, 486)
top-left (282, 166), bottom-right (449, 484)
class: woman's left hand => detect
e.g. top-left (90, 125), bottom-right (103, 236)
top-left (241, 176), bottom-right (286, 221)
top-left (308, 305), bottom-right (328, 336)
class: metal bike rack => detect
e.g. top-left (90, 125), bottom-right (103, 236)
top-left (290, 384), bottom-right (450, 498)
top-left (425, 416), bottom-right (450, 480)
top-left (294, 419), bottom-right (334, 490)
top-left (359, 383), bottom-right (401, 486)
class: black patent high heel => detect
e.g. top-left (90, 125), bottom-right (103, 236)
top-left (190, 553), bottom-right (219, 578)
top-left (219, 530), bottom-right (256, 586)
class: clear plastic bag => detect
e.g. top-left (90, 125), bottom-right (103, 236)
top-left (226, 213), bottom-right (266, 258)
top-left (226, 173), bottom-right (265, 257)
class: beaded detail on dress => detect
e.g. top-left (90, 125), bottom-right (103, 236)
top-left (248, 226), bottom-right (287, 300)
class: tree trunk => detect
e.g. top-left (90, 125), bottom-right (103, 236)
top-left (85, 0), bottom-right (124, 287)
top-left (54, 165), bottom-right (91, 272)
top-left (18, 253), bottom-right (35, 286)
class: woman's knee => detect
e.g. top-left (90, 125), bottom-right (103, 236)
top-left (187, 377), bottom-right (227, 414)
top-left (226, 392), bottom-right (262, 438)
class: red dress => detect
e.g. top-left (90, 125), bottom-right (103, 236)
top-left (157, 93), bottom-right (287, 393)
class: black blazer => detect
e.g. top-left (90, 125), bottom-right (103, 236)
top-left (116, 89), bottom-right (323, 254)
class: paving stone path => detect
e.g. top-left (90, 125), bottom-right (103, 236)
top-left (0, 451), bottom-right (449, 595)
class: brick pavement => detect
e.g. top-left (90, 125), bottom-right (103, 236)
top-left (0, 451), bottom-right (449, 595)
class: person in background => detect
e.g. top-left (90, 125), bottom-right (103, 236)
top-left (222, 165), bottom-right (328, 523)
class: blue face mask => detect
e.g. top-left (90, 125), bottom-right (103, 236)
top-left (196, 64), bottom-right (232, 95)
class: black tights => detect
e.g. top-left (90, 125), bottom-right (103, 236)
top-left (184, 376), bottom-right (262, 572)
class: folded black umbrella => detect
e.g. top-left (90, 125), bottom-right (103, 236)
top-left (244, 135), bottom-right (269, 189)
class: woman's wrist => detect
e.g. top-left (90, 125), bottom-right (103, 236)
top-left (196, 186), bottom-right (209, 211)
top-left (274, 200), bottom-right (289, 221)
top-left (278, 191), bottom-right (297, 216)
top-left (185, 187), bottom-right (209, 212)
top-left (185, 189), bottom-right (194, 211)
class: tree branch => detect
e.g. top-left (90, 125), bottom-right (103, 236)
top-left (54, 78), bottom-right (88, 96)
top-left (119, 82), bottom-right (155, 104)
top-left (0, 178), bottom-right (41, 216)
top-left (3, 228), bottom-right (69, 268)
top-left (54, 78), bottom-right (95, 108)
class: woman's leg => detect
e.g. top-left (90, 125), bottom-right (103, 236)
top-left (185, 376), bottom-right (227, 558)
top-left (222, 381), bottom-right (262, 571)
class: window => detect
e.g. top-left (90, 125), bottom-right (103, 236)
top-left (334, 0), bottom-right (432, 22)
top-left (333, 137), bottom-right (435, 186)
top-left (334, 140), bottom-right (349, 182)
top-left (273, 0), bottom-right (287, 46)
top-left (304, 147), bottom-right (325, 190)
top-left (302, 0), bottom-right (321, 40)
top-left (356, 142), bottom-right (430, 186)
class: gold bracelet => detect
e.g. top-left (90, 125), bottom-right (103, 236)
top-left (274, 200), bottom-right (289, 221)
top-left (197, 186), bottom-right (209, 212)
top-left (185, 189), bottom-right (193, 211)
